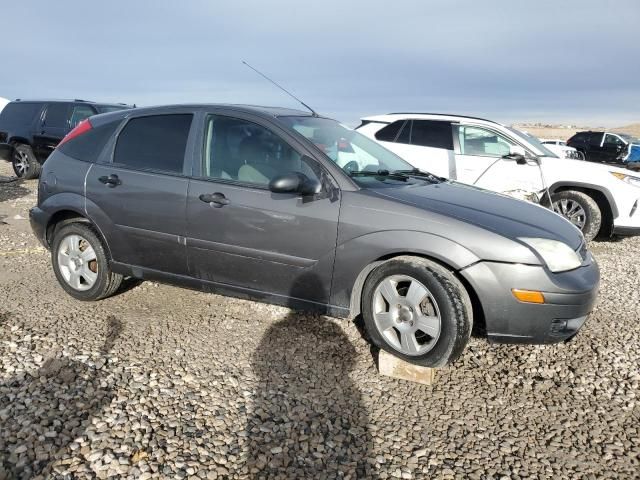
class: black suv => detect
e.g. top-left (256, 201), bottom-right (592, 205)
top-left (567, 130), bottom-right (637, 165)
top-left (0, 99), bottom-right (131, 178)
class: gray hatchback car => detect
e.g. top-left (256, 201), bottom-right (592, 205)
top-left (30, 105), bottom-right (599, 366)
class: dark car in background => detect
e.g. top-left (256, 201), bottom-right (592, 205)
top-left (29, 104), bottom-right (599, 367)
top-left (0, 99), bottom-right (132, 178)
top-left (567, 130), bottom-right (639, 165)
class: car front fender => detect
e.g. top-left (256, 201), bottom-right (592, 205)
top-left (330, 230), bottom-right (480, 316)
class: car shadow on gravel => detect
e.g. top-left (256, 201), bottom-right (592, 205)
top-left (246, 273), bottom-right (376, 478)
top-left (0, 316), bottom-right (123, 479)
top-left (0, 178), bottom-right (30, 203)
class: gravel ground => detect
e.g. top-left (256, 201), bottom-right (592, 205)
top-left (0, 161), bottom-right (638, 479)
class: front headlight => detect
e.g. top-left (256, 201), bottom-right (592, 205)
top-left (520, 237), bottom-right (582, 273)
top-left (611, 171), bottom-right (640, 188)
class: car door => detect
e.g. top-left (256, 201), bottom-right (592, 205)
top-left (85, 113), bottom-right (195, 275)
top-left (453, 123), bottom-right (543, 194)
top-left (586, 132), bottom-right (604, 162)
top-left (602, 133), bottom-right (626, 163)
top-left (32, 103), bottom-right (71, 162)
top-left (186, 111), bottom-right (340, 305)
top-left (372, 120), bottom-right (453, 177)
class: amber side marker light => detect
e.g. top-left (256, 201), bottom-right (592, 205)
top-left (512, 289), bottom-right (545, 304)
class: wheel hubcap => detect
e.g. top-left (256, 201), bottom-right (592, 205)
top-left (13, 151), bottom-right (29, 176)
top-left (552, 199), bottom-right (586, 229)
top-left (57, 234), bottom-right (98, 291)
top-left (372, 274), bottom-right (441, 356)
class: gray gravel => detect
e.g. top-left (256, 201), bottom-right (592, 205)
top-left (0, 161), bottom-right (638, 479)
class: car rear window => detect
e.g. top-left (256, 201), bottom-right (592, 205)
top-left (0, 102), bottom-right (43, 128)
top-left (96, 105), bottom-right (129, 114)
top-left (113, 114), bottom-right (192, 174)
top-left (58, 120), bottom-right (121, 162)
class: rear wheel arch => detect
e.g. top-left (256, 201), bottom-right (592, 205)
top-left (46, 210), bottom-right (112, 259)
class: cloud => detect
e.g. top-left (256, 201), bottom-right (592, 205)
top-left (1, 0), bottom-right (638, 126)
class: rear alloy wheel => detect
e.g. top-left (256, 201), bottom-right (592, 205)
top-left (362, 256), bottom-right (472, 367)
top-left (551, 190), bottom-right (601, 241)
top-left (52, 223), bottom-right (122, 301)
top-left (12, 144), bottom-right (41, 179)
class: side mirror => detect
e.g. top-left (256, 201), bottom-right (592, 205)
top-left (269, 172), bottom-right (322, 196)
top-left (503, 145), bottom-right (527, 164)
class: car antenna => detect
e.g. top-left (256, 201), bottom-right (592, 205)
top-left (242, 60), bottom-right (319, 117)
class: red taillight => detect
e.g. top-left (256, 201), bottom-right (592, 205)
top-left (58, 119), bottom-right (92, 148)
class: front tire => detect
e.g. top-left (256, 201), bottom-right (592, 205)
top-left (12, 144), bottom-right (41, 179)
top-left (361, 256), bottom-right (472, 367)
top-left (551, 190), bottom-right (601, 241)
top-left (51, 223), bottom-right (123, 301)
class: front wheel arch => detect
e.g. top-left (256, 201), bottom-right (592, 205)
top-left (348, 253), bottom-right (485, 334)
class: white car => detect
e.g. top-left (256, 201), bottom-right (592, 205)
top-left (0, 97), bottom-right (9, 113)
top-left (356, 113), bottom-right (640, 240)
top-left (539, 138), bottom-right (585, 160)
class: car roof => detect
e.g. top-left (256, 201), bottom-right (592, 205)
top-left (123, 104), bottom-right (316, 118)
top-left (361, 112), bottom-right (505, 126)
top-left (12, 99), bottom-right (132, 107)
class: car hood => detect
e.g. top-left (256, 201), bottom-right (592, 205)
top-left (373, 180), bottom-right (583, 249)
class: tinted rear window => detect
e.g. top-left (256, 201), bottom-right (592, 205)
top-left (113, 114), bottom-right (192, 174)
top-left (0, 102), bottom-right (42, 128)
top-left (410, 120), bottom-right (453, 149)
top-left (58, 120), bottom-right (121, 161)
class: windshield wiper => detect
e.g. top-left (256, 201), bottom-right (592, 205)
top-left (348, 169), bottom-right (409, 180)
top-left (391, 169), bottom-right (443, 183)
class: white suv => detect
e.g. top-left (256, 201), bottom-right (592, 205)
top-left (356, 113), bottom-right (640, 240)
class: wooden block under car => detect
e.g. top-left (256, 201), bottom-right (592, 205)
top-left (378, 350), bottom-right (435, 385)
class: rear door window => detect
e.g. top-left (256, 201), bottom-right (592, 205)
top-left (113, 114), bottom-right (193, 174)
top-left (44, 103), bottom-right (71, 129)
top-left (410, 120), bottom-right (453, 149)
top-left (588, 132), bottom-right (603, 146)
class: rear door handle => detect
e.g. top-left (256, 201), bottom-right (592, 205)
top-left (98, 174), bottom-right (121, 188)
top-left (199, 192), bottom-right (229, 208)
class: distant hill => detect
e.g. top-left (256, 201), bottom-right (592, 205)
top-left (612, 124), bottom-right (640, 138)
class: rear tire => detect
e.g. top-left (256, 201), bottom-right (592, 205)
top-left (551, 190), bottom-right (601, 241)
top-left (361, 256), bottom-right (472, 367)
top-left (51, 223), bottom-right (122, 301)
top-left (12, 144), bottom-right (41, 179)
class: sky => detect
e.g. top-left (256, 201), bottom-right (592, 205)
top-left (2, 0), bottom-right (639, 127)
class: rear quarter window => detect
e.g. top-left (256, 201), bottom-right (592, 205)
top-left (58, 120), bottom-right (121, 162)
top-left (0, 102), bottom-right (43, 128)
top-left (113, 114), bottom-right (193, 174)
top-left (375, 121), bottom-right (406, 142)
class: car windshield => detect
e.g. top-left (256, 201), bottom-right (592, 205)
top-left (618, 133), bottom-right (640, 144)
top-left (505, 126), bottom-right (559, 158)
top-left (279, 116), bottom-right (420, 186)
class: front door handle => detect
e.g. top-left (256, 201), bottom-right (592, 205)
top-left (98, 174), bottom-right (121, 188)
top-left (199, 192), bottom-right (229, 208)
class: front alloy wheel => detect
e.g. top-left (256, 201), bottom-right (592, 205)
top-left (372, 274), bottom-right (441, 356)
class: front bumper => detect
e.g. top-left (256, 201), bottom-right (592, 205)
top-left (460, 259), bottom-right (599, 344)
top-left (29, 206), bottom-right (50, 249)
